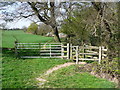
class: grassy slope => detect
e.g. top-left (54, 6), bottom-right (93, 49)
top-left (2, 30), bottom-right (116, 88)
top-left (2, 30), bottom-right (67, 88)
top-left (2, 50), bottom-right (68, 88)
top-left (2, 30), bottom-right (53, 48)
top-left (42, 65), bottom-right (116, 88)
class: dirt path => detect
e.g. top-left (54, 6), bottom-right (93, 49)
top-left (36, 62), bottom-right (86, 86)
top-left (45, 62), bottom-right (75, 75)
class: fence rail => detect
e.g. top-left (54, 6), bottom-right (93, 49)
top-left (15, 42), bottom-right (107, 64)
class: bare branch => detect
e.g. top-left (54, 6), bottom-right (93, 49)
top-left (27, 2), bottom-right (49, 24)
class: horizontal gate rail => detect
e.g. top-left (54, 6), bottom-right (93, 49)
top-left (17, 48), bottom-right (40, 49)
top-left (78, 58), bottom-right (99, 60)
top-left (79, 53), bottom-right (99, 55)
top-left (20, 56), bottom-right (62, 58)
top-left (16, 43), bottom-right (39, 44)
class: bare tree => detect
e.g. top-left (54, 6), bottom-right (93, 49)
top-left (0, 2), bottom-right (61, 42)
top-left (0, 1), bottom-right (88, 42)
top-left (26, 2), bottom-right (61, 42)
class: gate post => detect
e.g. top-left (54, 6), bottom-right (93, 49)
top-left (83, 44), bottom-right (85, 59)
top-left (76, 46), bottom-right (79, 64)
top-left (99, 46), bottom-right (102, 64)
top-left (67, 43), bottom-right (70, 59)
top-left (70, 44), bottom-right (72, 59)
top-left (61, 43), bottom-right (64, 59)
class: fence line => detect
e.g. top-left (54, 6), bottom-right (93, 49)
top-left (15, 42), bottom-right (107, 64)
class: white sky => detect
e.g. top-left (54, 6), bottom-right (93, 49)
top-left (0, 2), bottom-right (32, 29)
top-left (0, 0), bottom-right (119, 29)
top-left (0, 17), bottom-right (32, 29)
top-left (7, 19), bottom-right (32, 29)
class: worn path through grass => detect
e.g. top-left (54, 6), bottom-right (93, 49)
top-left (36, 62), bottom-right (86, 86)
top-left (37, 64), bottom-right (116, 88)
top-left (2, 50), bottom-right (68, 88)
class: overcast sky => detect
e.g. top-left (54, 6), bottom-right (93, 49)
top-left (0, 18), bottom-right (32, 29)
top-left (0, 1), bottom-right (65, 29)
top-left (7, 19), bottom-right (32, 29)
top-left (0, 0), bottom-right (119, 29)
top-left (0, 2), bottom-right (32, 29)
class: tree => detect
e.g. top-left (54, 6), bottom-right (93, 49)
top-left (27, 22), bottom-right (38, 34)
top-left (37, 23), bottom-right (52, 36)
top-left (91, 2), bottom-right (119, 60)
top-left (61, 12), bottom-right (91, 45)
top-left (60, 4), bottom-right (99, 45)
top-left (89, 2), bottom-right (119, 85)
top-left (0, 23), bottom-right (7, 30)
top-left (0, 1), bottom-right (90, 42)
top-left (26, 2), bottom-right (61, 42)
top-left (0, 2), bottom-right (60, 42)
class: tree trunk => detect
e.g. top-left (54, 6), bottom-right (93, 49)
top-left (52, 26), bottom-right (61, 42)
top-left (50, 2), bottom-right (61, 42)
top-left (28, 2), bottom-right (61, 42)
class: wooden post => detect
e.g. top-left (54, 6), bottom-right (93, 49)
top-left (15, 41), bottom-right (18, 57)
top-left (67, 43), bottom-right (70, 59)
top-left (99, 46), bottom-right (102, 64)
top-left (70, 44), bottom-right (72, 60)
top-left (83, 44), bottom-right (85, 59)
top-left (76, 46), bottom-right (79, 64)
top-left (61, 43), bottom-right (64, 59)
top-left (102, 46), bottom-right (106, 59)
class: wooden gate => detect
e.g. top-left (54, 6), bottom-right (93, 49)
top-left (15, 42), bottom-right (69, 59)
top-left (70, 45), bottom-right (107, 64)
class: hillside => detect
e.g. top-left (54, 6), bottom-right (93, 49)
top-left (2, 30), bottom-right (54, 48)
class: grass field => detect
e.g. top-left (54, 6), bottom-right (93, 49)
top-left (2, 50), bottom-right (68, 88)
top-left (2, 30), bottom-right (54, 48)
top-left (2, 30), bottom-right (117, 88)
top-left (2, 50), bottom-right (116, 88)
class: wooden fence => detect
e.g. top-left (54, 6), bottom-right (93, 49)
top-left (15, 42), bottom-right (107, 64)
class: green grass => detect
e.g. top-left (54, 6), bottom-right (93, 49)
top-left (1, 30), bottom-right (117, 88)
top-left (2, 50), bottom-right (68, 88)
top-left (2, 30), bottom-right (54, 48)
top-left (41, 65), bottom-right (116, 88)
top-left (2, 50), bottom-right (116, 88)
